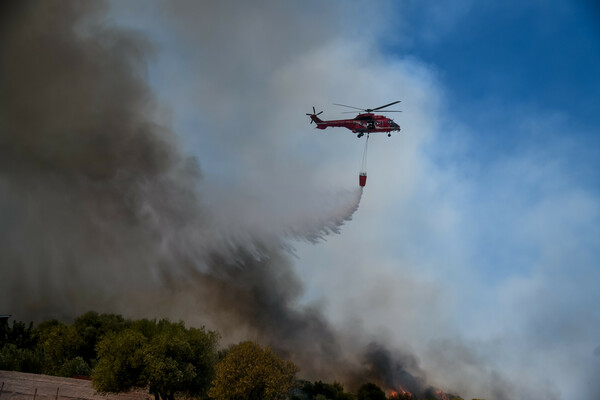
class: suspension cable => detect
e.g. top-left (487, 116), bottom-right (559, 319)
top-left (360, 133), bottom-right (370, 173)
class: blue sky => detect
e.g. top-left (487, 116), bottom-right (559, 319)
top-left (398, 2), bottom-right (600, 112)
top-left (394, 1), bottom-right (600, 170)
top-left (106, 1), bottom-right (600, 398)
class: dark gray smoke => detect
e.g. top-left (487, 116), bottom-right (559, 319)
top-left (360, 342), bottom-right (427, 395)
top-left (0, 1), bottom-right (445, 395)
top-left (1, 0), bottom-right (195, 320)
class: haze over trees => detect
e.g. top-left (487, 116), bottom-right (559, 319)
top-left (0, 312), bottom-right (467, 400)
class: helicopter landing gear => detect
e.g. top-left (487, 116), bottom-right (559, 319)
top-left (357, 132), bottom-right (364, 138)
top-left (388, 133), bottom-right (391, 137)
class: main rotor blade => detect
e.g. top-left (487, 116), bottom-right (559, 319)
top-left (333, 103), bottom-right (365, 111)
top-left (372, 100), bottom-right (401, 111)
top-left (342, 110), bottom-right (402, 114)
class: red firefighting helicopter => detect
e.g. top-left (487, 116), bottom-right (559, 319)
top-left (307, 101), bottom-right (401, 138)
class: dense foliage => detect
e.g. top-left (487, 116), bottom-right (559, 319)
top-left (92, 321), bottom-right (219, 400)
top-left (357, 383), bottom-right (387, 400)
top-left (294, 380), bottom-right (355, 400)
top-left (208, 341), bottom-right (298, 400)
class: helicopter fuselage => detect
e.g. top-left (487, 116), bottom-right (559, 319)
top-left (310, 113), bottom-right (400, 136)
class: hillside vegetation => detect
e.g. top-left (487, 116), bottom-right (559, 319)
top-left (0, 312), bottom-right (466, 400)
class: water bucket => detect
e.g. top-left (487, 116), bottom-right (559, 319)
top-left (359, 172), bottom-right (367, 187)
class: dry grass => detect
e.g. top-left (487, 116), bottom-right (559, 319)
top-left (0, 371), bottom-right (150, 400)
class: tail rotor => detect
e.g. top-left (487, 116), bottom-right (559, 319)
top-left (306, 106), bottom-right (323, 124)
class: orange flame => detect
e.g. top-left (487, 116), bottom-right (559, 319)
top-left (389, 387), bottom-right (414, 399)
top-left (434, 389), bottom-right (451, 400)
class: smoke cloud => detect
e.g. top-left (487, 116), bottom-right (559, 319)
top-left (0, 0), bottom-right (422, 393)
top-left (0, 1), bottom-right (345, 321)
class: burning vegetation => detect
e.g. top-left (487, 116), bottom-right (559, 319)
top-left (388, 388), bottom-right (464, 400)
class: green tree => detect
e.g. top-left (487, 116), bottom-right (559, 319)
top-left (0, 343), bottom-right (44, 373)
top-left (93, 329), bottom-right (148, 392)
top-left (144, 322), bottom-right (219, 400)
top-left (93, 320), bottom-right (219, 400)
top-left (73, 311), bottom-right (128, 364)
top-left (299, 380), bottom-right (355, 400)
top-left (38, 322), bottom-right (85, 375)
top-left (356, 383), bottom-right (386, 400)
top-left (0, 318), bottom-right (42, 373)
top-left (209, 341), bottom-right (298, 400)
top-left (1, 320), bottom-right (38, 350)
top-left (58, 356), bottom-right (92, 377)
